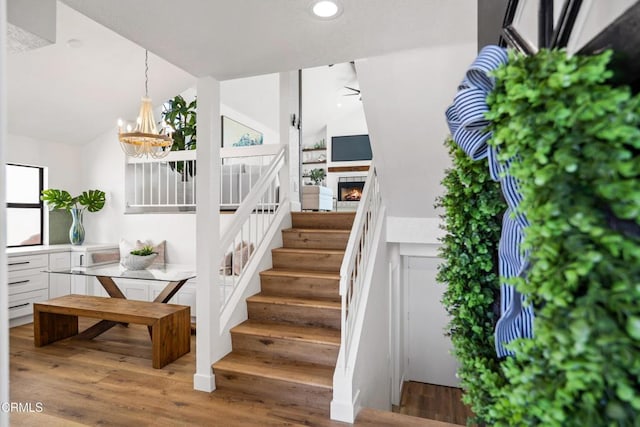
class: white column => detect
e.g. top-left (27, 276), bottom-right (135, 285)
top-left (0, 0), bottom-right (9, 423)
top-left (194, 76), bottom-right (222, 392)
top-left (279, 71), bottom-right (301, 211)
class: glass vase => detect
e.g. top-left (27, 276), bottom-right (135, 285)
top-left (69, 208), bottom-right (85, 245)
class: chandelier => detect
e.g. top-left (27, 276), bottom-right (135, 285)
top-left (118, 50), bottom-right (173, 159)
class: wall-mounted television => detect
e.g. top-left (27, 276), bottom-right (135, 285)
top-left (331, 134), bottom-right (372, 162)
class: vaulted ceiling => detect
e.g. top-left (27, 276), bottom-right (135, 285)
top-left (7, 0), bottom-right (476, 145)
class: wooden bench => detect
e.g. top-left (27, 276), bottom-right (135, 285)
top-left (33, 294), bottom-right (190, 369)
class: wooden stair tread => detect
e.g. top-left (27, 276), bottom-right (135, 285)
top-left (213, 353), bottom-right (334, 389)
top-left (283, 228), bottom-right (350, 234)
top-left (272, 248), bottom-right (345, 255)
top-left (291, 212), bottom-right (356, 230)
top-left (357, 408), bottom-right (460, 427)
top-left (260, 268), bottom-right (340, 280)
top-left (247, 294), bottom-right (341, 310)
top-left (232, 320), bottom-right (340, 346)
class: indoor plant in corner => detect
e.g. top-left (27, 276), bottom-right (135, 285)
top-left (41, 189), bottom-right (106, 245)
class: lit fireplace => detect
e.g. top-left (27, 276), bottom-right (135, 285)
top-left (338, 181), bottom-right (365, 202)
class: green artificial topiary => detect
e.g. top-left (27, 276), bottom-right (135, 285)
top-left (484, 48), bottom-right (640, 426)
top-left (435, 137), bottom-right (506, 424)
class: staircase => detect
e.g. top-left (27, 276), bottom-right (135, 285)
top-left (213, 211), bottom-right (355, 413)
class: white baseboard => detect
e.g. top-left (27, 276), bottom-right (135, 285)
top-left (193, 373), bottom-right (216, 392)
top-left (330, 389), bottom-right (361, 423)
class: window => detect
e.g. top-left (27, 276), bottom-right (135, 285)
top-left (6, 164), bottom-right (44, 247)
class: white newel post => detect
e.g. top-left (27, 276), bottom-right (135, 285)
top-left (194, 76), bottom-right (222, 392)
top-left (0, 0), bottom-right (9, 423)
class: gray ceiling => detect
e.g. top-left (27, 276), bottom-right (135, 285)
top-left (61, 0), bottom-right (475, 80)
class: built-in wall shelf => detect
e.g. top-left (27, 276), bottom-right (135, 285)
top-left (302, 148), bottom-right (326, 152)
top-left (302, 161), bottom-right (326, 165)
top-left (328, 165), bottom-right (370, 173)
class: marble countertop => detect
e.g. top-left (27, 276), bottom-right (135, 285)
top-left (7, 243), bottom-right (118, 257)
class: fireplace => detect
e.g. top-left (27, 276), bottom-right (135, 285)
top-left (337, 179), bottom-right (365, 202)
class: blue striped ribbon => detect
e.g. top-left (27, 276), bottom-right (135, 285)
top-left (445, 45), bottom-right (534, 357)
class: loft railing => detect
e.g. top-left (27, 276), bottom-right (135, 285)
top-left (217, 146), bottom-right (287, 318)
top-left (125, 150), bottom-right (197, 213)
top-left (220, 145), bottom-right (280, 211)
top-left (124, 145), bottom-right (280, 214)
top-left (337, 164), bottom-right (381, 371)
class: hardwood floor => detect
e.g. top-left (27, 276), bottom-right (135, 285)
top-left (394, 382), bottom-right (474, 426)
top-left (9, 321), bottom-right (458, 426)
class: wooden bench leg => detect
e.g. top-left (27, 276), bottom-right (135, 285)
top-left (151, 308), bottom-right (190, 369)
top-left (34, 307), bottom-right (78, 347)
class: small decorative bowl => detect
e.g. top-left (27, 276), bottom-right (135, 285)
top-left (120, 253), bottom-right (158, 270)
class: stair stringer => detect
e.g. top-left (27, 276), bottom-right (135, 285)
top-left (215, 201), bottom-right (292, 365)
top-left (331, 205), bottom-right (388, 423)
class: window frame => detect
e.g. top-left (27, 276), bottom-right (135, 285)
top-left (6, 163), bottom-right (44, 248)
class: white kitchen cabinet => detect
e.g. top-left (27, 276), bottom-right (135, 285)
top-left (70, 245), bottom-right (119, 297)
top-left (119, 279), bottom-right (149, 301)
top-left (48, 252), bottom-right (71, 298)
top-left (8, 253), bottom-right (49, 327)
top-left (150, 280), bottom-right (197, 319)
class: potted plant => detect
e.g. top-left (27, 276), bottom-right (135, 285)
top-left (309, 168), bottom-right (326, 186)
top-left (121, 245), bottom-right (158, 270)
top-left (161, 94), bottom-right (196, 180)
top-left (41, 189), bottom-right (106, 245)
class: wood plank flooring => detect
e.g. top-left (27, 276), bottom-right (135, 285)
top-left (9, 320), bottom-right (461, 426)
top-left (395, 381), bottom-right (474, 426)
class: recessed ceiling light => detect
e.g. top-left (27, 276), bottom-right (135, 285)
top-left (312, 1), bottom-right (341, 19)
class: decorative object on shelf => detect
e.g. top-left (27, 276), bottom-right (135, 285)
top-left (222, 115), bottom-right (263, 147)
top-left (313, 138), bottom-right (326, 149)
top-left (120, 245), bottom-right (158, 270)
top-left (161, 94), bottom-right (197, 179)
top-left (41, 189), bottom-right (106, 246)
top-left (118, 50), bottom-right (173, 159)
top-left (308, 168), bottom-right (326, 185)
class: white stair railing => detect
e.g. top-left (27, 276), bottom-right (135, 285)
top-left (217, 146), bottom-right (287, 318)
top-left (331, 162), bottom-right (383, 423)
top-left (125, 145), bottom-right (281, 213)
top-left (220, 145), bottom-right (281, 211)
top-left (338, 164), bottom-right (381, 369)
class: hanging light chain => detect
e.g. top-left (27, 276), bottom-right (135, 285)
top-left (144, 49), bottom-right (149, 97)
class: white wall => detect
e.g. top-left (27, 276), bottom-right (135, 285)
top-left (221, 73), bottom-right (279, 136)
top-left (350, 230), bottom-right (391, 414)
top-left (6, 134), bottom-right (81, 193)
top-left (356, 41), bottom-right (477, 218)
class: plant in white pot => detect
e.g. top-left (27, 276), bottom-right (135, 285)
top-left (121, 245), bottom-right (158, 270)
